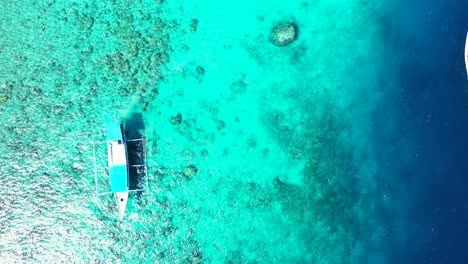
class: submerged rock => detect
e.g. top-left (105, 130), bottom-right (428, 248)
top-left (80, 14), bottom-right (94, 30)
top-left (216, 120), bottom-right (225, 131)
top-left (270, 22), bottom-right (298, 47)
top-left (183, 164), bottom-right (198, 178)
top-left (140, 100), bottom-right (148, 111)
top-left (196, 65), bottom-right (205, 76)
top-left (200, 149), bottom-right (208, 157)
top-left (190, 19), bottom-right (199, 33)
top-left (171, 113), bottom-right (182, 125)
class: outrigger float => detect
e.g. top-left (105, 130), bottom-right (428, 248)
top-left (92, 121), bottom-right (148, 218)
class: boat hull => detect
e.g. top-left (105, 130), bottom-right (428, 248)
top-left (115, 191), bottom-right (129, 218)
top-left (107, 122), bottom-right (130, 218)
top-left (465, 31), bottom-right (468, 79)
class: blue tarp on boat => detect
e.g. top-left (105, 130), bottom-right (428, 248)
top-left (110, 165), bottom-right (128, 192)
top-left (107, 122), bottom-right (123, 141)
top-left (107, 122), bottom-right (128, 193)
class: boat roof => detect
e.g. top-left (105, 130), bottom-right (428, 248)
top-left (107, 121), bottom-right (123, 141)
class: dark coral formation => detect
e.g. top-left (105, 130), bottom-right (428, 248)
top-left (183, 164), bottom-right (198, 178)
top-left (258, 89), bottom-right (368, 261)
top-left (196, 65), bottom-right (205, 76)
top-left (200, 149), bottom-right (208, 157)
top-left (171, 113), bottom-right (183, 125)
top-left (269, 22), bottom-right (298, 47)
top-left (190, 19), bottom-right (199, 33)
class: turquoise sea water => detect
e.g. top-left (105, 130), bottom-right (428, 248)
top-left (1, 0), bottom-right (403, 262)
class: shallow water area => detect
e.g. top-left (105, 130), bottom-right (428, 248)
top-left (1, 0), bottom-right (394, 262)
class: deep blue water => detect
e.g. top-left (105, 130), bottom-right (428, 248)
top-left (388, 1), bottom-right (468, 262)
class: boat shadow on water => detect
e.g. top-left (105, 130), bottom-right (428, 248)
top-left (124, 112), bottom-right (148, 204)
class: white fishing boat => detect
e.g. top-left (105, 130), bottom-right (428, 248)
top-left (92, 121), bottom-right (149, 219)
top-left (465, 31), bottom-right (468, 79)
top-left (107, 122), bottom-right (130, 218)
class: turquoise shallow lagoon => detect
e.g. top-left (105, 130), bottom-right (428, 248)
top-left (1, 0), bottom-right (402, 262)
